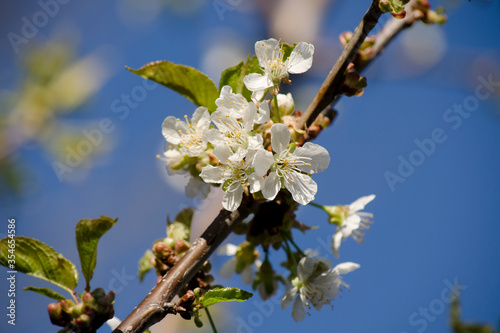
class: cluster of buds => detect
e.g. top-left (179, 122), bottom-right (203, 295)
top-left (412, 0), bottom-right (447, 25)
top-left (339, 32), bottom-right (376, 67)
top-left (150, 240), bottom-right (214, 299)
top-left (47, 288), bottom-right (115, 332)
top-left (341, 63), bottom-right (367, 97)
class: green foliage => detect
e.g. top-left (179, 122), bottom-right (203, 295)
top-left (167, 207), bottom-right (194, 243)
top-left (24, 286), bottom-right (66, 301)
top-left (0, 236), bottom-right (78, 297)
top-left (127, 61), bottom-right (219, 112)
top-left (200, 287), bottom-right (253, 307)
top-left (138, 250), bottom-right (154, 282)
top-left (75, 216), bottom-right (118, 291)
top-left (219, 55), bottom-right (261, 101)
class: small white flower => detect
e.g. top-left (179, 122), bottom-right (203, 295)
top-left (243, 38), bottom-right (314, 95)
top-left (161, 106), bottom-right (211, 157)
top-left (281, 256), bottom-right (359, 322)
top-left (216, 85), bottom-right (270, 124)
top-left (218, 242), bottom-right (261, 284)
top-left (205, 107), bottom-right (264, 159)
top-left (253, 123), bottom-right (330, 205)
top-left (200, 145), bottom-right (263, 211)
top-left (329, 195), bottom-right (376, 258)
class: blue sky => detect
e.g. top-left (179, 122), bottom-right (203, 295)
top-left (1, 0), bottom-right (499, 332)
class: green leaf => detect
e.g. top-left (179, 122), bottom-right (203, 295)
top-left (219, 55), bottom-right (261, 101)
top-left (138, 250), bottom-right (154, 283)
top-left (0, 237), bottom-right (78, 296)
top-left (24, 286), bottom-right (66, 301)
top-left (200, 287), bottom-right (253, 307)
top-left (167, 207), bottom-right (194, 243)
top-left (127, 61), bottom-right (219, 112)
top-left (75, 216), bottom-right (118, 290)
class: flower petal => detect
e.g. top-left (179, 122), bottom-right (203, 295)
top-left (185, 176), bottom-right (211, 199)
top-left (200, 165), bottom-right (223, 184)
top-left (333, 262), bottom-right (360, 275)
top-left (240, 265), bottom-right (253, 284)
top-left (297, 257), bottom-right (314, 281)
top-left (253, 149), bottom-right (275, 176)
top-left (349, 194), bottom-right (376, 212)
top-left (192, 106), bottom-right (211, 130)
top-left (255, 38), bottom-right (279, 68)
top-left (248, 172), bottom-right (264, 193)
top-left (261, 171), bottom-right (281, 201)
top-left (213, 144), bottom-right (233, 163)
top-left (270, 123), bottom-right (290, 154)
top-left (281, 286), bottom-right (297, 310)
top-left (291, 295), bottom-right (306, 322)
top-left (331, 231), bottom-right (343, 258)
top-left (286, 42), bottom-right (314, 74)
top-left (243, 73), bottom-right (273, 92)
top-left (222, 185), bottom-right (244, 211)
top-left (161, 116), bottom-right (181, 145)
top-left (256, 100), bottom-right (270, 124)
top-left (294, 142), bottom-right (330, 174)
top-left (284, 172), bottom-right (317, 205)
top-left (218, 243), bottom-right (238, 256)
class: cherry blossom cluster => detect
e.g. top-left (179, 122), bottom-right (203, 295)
top-left (159, 37), bottom-right (377, 322)
top-left (161, 38), bottom-right (329, 211)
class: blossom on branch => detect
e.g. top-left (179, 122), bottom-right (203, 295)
top-left (200, 145), bottom-right (264, 211)
top-left (327, 194), bottom-right (376, 258)
top-left (243, 38), bottom-right (314, 95)
top-left (281, 256), bottom-right (359, 322)
top-left (161, 106), bottom-right (211, 157)
top-left (253, 123), bottom-right (330, 205)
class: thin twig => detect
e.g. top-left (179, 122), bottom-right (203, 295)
top-left (298, 0), bottom-right (384, 129)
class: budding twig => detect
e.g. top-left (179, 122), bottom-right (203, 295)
top-left (298, 0), bottom-right (384, 129)
top-left (113, 194), bottom-right (259, 333)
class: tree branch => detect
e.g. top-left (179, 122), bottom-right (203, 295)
top-left (113, 2), bottom-right (422, 333)
top-left (357, 0), bottom-right (419, 73)
top-left (297, 0), bottom-right (384, 129)
top-left (113, 194), bottom-right (259, 333)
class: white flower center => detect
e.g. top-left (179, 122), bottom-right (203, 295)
top-left (275, 149), bottom-right (312, 185)
top-left (178, 115), bottom-right (203, 150)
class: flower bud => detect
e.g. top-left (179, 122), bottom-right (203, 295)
top-left (174, 240), bottom-right (190, 255)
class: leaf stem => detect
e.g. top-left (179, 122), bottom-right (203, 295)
top-left (205, 307), bottom-right (218, 333)
top-left (272, 95), bottom-right (281, 123)
top-left (282, 232), bottom-right (305, 257)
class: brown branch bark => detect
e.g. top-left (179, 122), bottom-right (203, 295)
top-left (113, 194), bottom-right (259, 333)
top-left (357, 0), bottom-right (419, 73)
top-left (113, 2), bottom-right (421, 333)
top-left (297, 0), bottom-right (383, 129)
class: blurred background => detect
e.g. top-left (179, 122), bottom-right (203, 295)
top-left (1, 0), bottom-right (499, 332)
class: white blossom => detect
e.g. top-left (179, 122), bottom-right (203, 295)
top-left (161, 106), bottom-right (211, 157)
top-left (253, 123), bottom-right (330, 205)
top-left (200, 145), bottom-right (263, 211)
top-left (216, 85), bottom-right (269, 123)
top-left (243, 38), bottom-right (314, 95)
top-left (205, 106), bottom-right (265, 159)
top-left (281, 256), bottom-right (359, 322)
top-left (329, 195), bottom-right (376, 258)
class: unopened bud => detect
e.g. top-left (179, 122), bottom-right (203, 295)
top-left (174, 240), bottom-right (190, 255)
